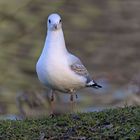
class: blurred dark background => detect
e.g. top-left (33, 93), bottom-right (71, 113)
top-left (0, 0), bottom-right (140, 118)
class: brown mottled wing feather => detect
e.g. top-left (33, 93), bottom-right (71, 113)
top-left (70, 62), bottom-right (89, 76)
top-left (68, 54), bottom-right (102, 88)
top-left (69, 54), bottom-right (91, 82)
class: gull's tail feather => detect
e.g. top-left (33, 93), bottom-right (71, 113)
top-left (86, 80), bottom-right (102, 89)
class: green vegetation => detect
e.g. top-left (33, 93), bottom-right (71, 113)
top-left (0, 106), bottom-right (140, 139)
top-left (0, 0), bottom-right (140, 118)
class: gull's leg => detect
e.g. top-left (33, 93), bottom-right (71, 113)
top-left (75, 93), bottom-right (78, 99)
top-left (70, 93), bottom-right (74, 112)
top-left (50, 90), bottom-right (55, 115)
top-left (70, 89), bottom-right (76, 112)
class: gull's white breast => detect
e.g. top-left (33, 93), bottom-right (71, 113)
top-left (36, 43), bottom-right (86, 92)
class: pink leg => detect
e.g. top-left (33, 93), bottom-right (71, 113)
top-left (70, 93), bottom-right (74, 112)
top-left (50, 90), bottom-right (55, 115)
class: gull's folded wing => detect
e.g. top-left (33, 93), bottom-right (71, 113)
top-left (70, 62), bottom-right (89, 76)
top-left (68, 54), bottom-right (91, 82)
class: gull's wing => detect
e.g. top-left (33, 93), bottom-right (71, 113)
top-left (68, 54), bottom-right (91, 81)
top-left (71, 63), bottom-right (89, 76)
top-left (68, 54), bottom-right (102, 89)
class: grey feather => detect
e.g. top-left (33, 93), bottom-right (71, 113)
top-left (68, 54), bottom-right (102, 88)
top-left (68, 54), bottom-right (91, 82)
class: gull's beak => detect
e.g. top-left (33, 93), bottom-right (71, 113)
top-left (54, 24), bottom-right (58, 29)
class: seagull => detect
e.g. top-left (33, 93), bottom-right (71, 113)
top-left (36, 13), bottom-right (102, 114)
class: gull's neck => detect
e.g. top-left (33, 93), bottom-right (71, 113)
top-left (41, 29), bottom-right (68, 56)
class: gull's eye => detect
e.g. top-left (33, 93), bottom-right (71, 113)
top-left (49, 19), bottom-right (51, 23)
top-left (59, 19), bottom-right (62, 23)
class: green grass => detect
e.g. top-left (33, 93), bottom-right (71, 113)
top-left (0, 106), bottom-right (140, 140)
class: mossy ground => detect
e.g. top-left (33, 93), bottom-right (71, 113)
top-left (0, 106), bottom-right (140, 140)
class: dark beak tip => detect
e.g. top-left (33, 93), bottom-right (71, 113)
top-left (54, 25), bottom-right (57, 29)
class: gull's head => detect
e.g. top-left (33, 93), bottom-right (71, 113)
top-left (47, 13), bottom-right (62, 31)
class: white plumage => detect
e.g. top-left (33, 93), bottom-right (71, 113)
top-left (36, 13), bottom-right (101, 94)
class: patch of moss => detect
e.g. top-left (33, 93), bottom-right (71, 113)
top-left (0, 106), bottom-right (140, 139)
